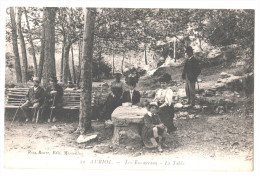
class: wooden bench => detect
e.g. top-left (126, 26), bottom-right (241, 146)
top-left (5, 86), bottom-right (109, 110)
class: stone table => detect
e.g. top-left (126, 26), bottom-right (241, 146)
top-left (111, 105), bottom-right (147, 148)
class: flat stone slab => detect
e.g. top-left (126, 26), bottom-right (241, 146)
top-left (112, 106), bottom-right (147, 126)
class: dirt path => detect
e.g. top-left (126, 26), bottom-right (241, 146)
top-left (4, 98), bottom-right (253, 170)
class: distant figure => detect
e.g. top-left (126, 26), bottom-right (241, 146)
top-left (142, 102), bottom-right (168, 152)
top-left (110, 72), bottom-right (124, 98)
top-left (99, 72), bottom-right (124, 121)
top-left (182, 46), bottom-right (201, 106)
top-left (153, 74), bottom-right (177, 132)
top-left (45, 76), bottom-right (64, 123)
top-left (122, 81), bottom-right (140, 105)
top-left (21, 77), bottom-right (45, 123)
top-left (68, 81), bottom-right (74, 88)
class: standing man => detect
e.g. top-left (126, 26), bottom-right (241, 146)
top-left (122, 82), bottom-right (140, 105)
top-left (21, 77), bottom-right (45, 123)
top-left (182, 46), bottom-right (201, 106)
top-left (45, 76), bottom-right (64, 123)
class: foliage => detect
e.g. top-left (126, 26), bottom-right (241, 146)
top-left (124, 67), bottom-right (146, 86)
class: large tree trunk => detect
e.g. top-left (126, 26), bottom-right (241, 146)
top-left (24, 7), bottom-right (37, 76)
top-left (63, 42), bottom-right (72, 84)
top-left (38, 9), bottom-right (46, 83)
top-left (121, 52), bottom-right (125, 74)
top-left (112, 50), bottom-right (115, 75)
top-left (9, 7), bottom-right (22, 83)
top-left (144, 44), bottom-right (148, 65)
top-left (77, 40), bottom-right (82, 87)
top-left (17, 7), bottom-right (28, 83)
top-left (60, 35), bottom-right (66, 82)
top-left (71, 45), bottom-right (76, 84)
top-left (77, 8), bottom-right (96, 135)
top-left (42, 7), bottom-right (57, 88)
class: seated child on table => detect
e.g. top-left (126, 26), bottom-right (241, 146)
top-left (141, 102), bottom-right (168, 152)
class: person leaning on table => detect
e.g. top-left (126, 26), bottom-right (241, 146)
top-left (21, 77), bottom-right (45, 123)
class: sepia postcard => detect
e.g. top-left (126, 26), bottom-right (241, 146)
top-left (0, 0), bottom-right (259, 177)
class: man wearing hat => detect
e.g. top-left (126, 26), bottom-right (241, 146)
top-left (21, 77), bottom-right (45, 123)
top-left (122, 79), bottom-right (140, 105)
top-left (182, 46), bottom-right (201, 106)
top-left (45, 76), bottom-right (64, 123)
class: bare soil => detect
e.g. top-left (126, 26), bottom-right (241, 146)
top-left (3, 63), bottom-right (254, 171)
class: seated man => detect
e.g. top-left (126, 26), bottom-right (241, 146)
top-left (122, 82), bottom-right (140, 105)
top-left (21, 77), bottom-right (45, 123)
top-left (45, 76), bottom-right (63, 123)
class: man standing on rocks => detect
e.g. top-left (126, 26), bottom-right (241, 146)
top-left (182, 46), bottom-right (201, 106)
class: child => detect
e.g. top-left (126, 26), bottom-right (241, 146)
top-left (142, 102), bottom-right (168, 152)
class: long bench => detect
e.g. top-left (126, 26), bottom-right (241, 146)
top-left (4, 86), bottom-right (108, 110)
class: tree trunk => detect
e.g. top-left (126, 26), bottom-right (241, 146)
top-left (60, 35), bottom-right (66, 83)
top-left (112, 50), bottom-right (115, 75)
top-left (77, 40), bottom-right (82, 87)
top-left (121, 52), bottom-right (125, 74)
top-left (77, 8), bottom-right (96, 135)
top-left (63, 42), bottom-right (72, 84)
top-left (9, 7), bottom-right (22, 83)
top-left (144, 45), bottom-right (148, 65)
top-left (71, 45), bottom-right (76, 84)
top-left (38, 9), bottom-right (46, 83)
top-left (17, 7), bottom-right (28, 83)
top-left (174, 39), bottom-right (176, 62)
top-left (24, 7), bottom-right (37, 76)
top-left (42, 7), bottom-right (57, 88)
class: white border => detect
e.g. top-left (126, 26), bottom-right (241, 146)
top-left (0, 0), bottom-right (259, 177)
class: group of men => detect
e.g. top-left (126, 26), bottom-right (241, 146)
top-left (21, 76), bottom-right (63, 123)
top-left (20, 42), bottom-right (201, 123)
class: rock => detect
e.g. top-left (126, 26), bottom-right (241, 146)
top-left (195, 115), bottom-right (200, 119)
top-left (179, 117), bottom-right (187, 120)
top-left (194, 105), bottom-right (202, 110)
top-left (188, 114), bottom-right (195, 119)
top-left (217, 78), bottom-right (222, 83)
top-left (205, 90), bottom-right (215, 97)
top-left (93, 144), bottom-right (110, 154)
top-left (215, 106), bottom-right (224, 114)
top-left (174, 103), bottom-right (183, 109)
top-left (183, 105), bottom-right (191, 109)
top-left (214, 82), bottom-right (225, 89)
top-left (220, 72), bottom-right (230, 79)
top-left (179, 112), bottom-right (188, 117)
top-left (76, 134), bottom-right (98, 144)
top-left (197, 78), bottom-right (202, 82)
top-left (50, 125), bottom-right (59, 131)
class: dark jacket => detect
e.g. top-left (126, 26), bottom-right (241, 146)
top-left (182, 56), bottom-right (201, 82)
top-left (26, 86), bottom-right (45, 104)
top-left (45, 84), bottom-right (64, 105)
top-left (122, 90), bottom-right (140, 105)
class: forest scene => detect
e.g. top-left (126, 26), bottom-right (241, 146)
top-left (3, 7), bottom-right (254, 171)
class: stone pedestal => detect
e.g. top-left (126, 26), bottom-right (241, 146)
top-left (111, 106), bottom-right (147, 148)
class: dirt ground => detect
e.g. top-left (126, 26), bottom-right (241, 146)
top-left (3, 64), bottom-right (254, 171)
